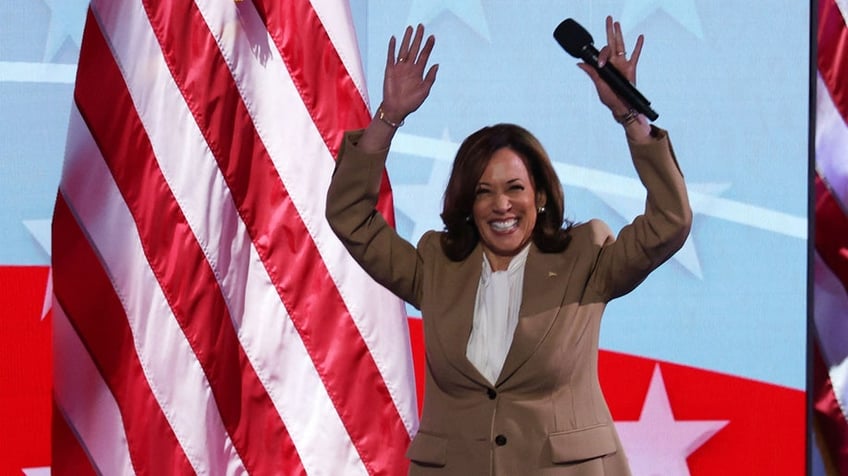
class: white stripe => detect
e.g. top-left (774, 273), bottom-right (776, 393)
top-left (0, 61), bottom-right (77, 83)
top-left (53, 302), bottom-right (134, 475)
top-left (92, 0), bottom-right (372, 473)
top-left (816, 73), bottom-right (848, 207)
top-left (813, 252), bottom-right (848, 421)
top-left (198, 0), bottom-right (418, 437)
top-left (392, 131), bottom-right (808, 239)
top-left (836, 0), bottom-right (848, 23)
top-left (61, 103), bottom-right (242, 475)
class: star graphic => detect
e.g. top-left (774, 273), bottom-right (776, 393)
top-left (615, 365), bottom-right (729, 475)
top-left (592, 182), bottom-right (731, 279)
top-left (620, 0), bottom-right (704, 39)
top-left (22, 467), bottom-right (50, 476)
top-left (390, 131), bottom-right (455, 242)
top-left (42, 0), bottom-right (89, 61)
top-left (407, 0), bottom-right (490, 41)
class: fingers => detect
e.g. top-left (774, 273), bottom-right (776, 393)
top-left (407, 24), bottom-right (425, 63)
top-left (629, 34), bottom-right (645, 66)
top-left (605, 16), bottom-right (616, 52)
top-left (597, 45), bottom-right (612, 67)
top-left (613, 20), bottom-right (625, 56)
top-left (605, 15), bottom-right (629, 57)
top-left (386, 35), bottom-right (396, 68)
top-left (423, 64), bottom-right (439, 89)
top-left (418, 34), bottom-right (436, 66)
top-left (394, 24), bottom-right (435, 67)
top-left (397, 25), bottom-right (413, 63)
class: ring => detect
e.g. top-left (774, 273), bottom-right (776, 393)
top-left (616, 51), bottom-right (626, 56)
top-left (398, 57), bottom-right (406, 63)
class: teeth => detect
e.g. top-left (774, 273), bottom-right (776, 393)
top-left (490, 219), bottom-right (517, 231)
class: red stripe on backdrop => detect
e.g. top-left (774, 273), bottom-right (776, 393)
top-left (599, 350), bottom-right (805, 474)
top-left (0, 266), bottom-right (51, 473)
top-left (73, 11), bottom-right (299, 474)
top-left (142, 0), bottom-right (410, 471)
top-left (52, 196), bottom-right (193, 474)
top-left (818, 0), bottom-right (848, 120)
top-left (253, 0), bottom-right (397, 224)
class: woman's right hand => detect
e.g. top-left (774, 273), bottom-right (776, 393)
top-left (379, 24), bottom-right (439, 126)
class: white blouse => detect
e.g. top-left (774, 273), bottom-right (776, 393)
top-left (466, 245), bottom-right (530, 385)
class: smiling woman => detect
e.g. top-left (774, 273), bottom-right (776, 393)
top-left (326, 19), bottom-right (692, 475)
top-left (439, 123), bottom-right (571, 270)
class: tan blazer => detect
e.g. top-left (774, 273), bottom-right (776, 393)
top-left (326, 128), bottom-right (692, 476)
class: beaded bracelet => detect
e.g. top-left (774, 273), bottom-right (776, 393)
top-left (377, 107), bottom-right (405, 128)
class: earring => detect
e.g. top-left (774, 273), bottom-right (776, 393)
top-left (465, 215), bottom-right (472, 222)
top-left (537, 206), bottom-right (546, 214)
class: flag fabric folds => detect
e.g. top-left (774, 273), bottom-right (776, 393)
top-left (814, 0), bottom-right (848, 472)
top-left (50, 1), bottom-right (417, 474)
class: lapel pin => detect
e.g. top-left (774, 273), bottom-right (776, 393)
top-left (547, 271), bottom-right (557, 278)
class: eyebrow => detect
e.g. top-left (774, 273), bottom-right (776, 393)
top-left (477, 178), bottom-right (524, 187)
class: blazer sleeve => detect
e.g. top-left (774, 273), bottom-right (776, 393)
top-left (584, 126), bottom-right (693, 302)
top-left (325, 130), bottom-right (424, 309)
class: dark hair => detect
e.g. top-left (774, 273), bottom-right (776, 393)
top-left (440, 123), bottom-right (573, 261)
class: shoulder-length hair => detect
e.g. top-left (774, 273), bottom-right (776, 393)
top-left (440, 123), bottom-right (573, 261)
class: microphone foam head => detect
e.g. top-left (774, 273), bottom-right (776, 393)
top-left (553, 18), bottom-right (594, 58)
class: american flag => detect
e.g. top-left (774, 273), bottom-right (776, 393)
top-left (50, 1), bottom-right (417, 474)
top-left (813, 0), bottom-right (848, 472)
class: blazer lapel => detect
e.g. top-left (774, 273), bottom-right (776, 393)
top-left (431, 244), bottom-right (490, 386)
top-left (497, 245), bottom-right (574, 385)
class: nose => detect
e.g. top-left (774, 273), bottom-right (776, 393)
top-left (493, 193), bottom-right (511, 212)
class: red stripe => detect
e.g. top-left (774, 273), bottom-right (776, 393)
top-left (143, 0), bottom-right (410, 472)
top-left (813, 174), bottom-right (848, 470)
top-left (51, 399), bottom-right (98, 476)
top-left (252, 0), bottom-right (397, 226)
top-left (818, 0), bottom-right (848, 121)
top-left (812, 344), bottom-right (848, 473)
top-left (815, 175), bottom-right (848, 290)
top-left (73, 10), bottom-right (300, 474)
top-left (52, 194), bottom-right (193, 474)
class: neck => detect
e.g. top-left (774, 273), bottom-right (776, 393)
top-left (484, 250), bottom-right (511, 272)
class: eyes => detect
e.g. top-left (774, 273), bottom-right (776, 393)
top-left (475, 183), bottom-right (525, 196)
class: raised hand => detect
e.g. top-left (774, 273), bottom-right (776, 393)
top-left (379, 24), bottom-right (439, 126)
top-left (577, 17), bottom-right (644, 114)
top-left (577, 16), bottom-right (650, 139)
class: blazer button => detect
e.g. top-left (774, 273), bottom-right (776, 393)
top-left (495, 434), bottom-right (507, 446)
top-left (486, 388), bottom-right (497, 400)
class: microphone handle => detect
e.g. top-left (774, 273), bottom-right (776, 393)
top-left (581, 45), bottom-right (659, 121)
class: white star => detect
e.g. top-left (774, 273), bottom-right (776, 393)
top-left (593, 182), bottom-right (730, 279)
top-left (24, 219), bottom-right (53, 320)
top-left (407, 0), bottom-right (490, 41)
top-left (22, 467), bottom-right (50, 476)
top-left (620, 0), bottom-right (704, 39)
top-left (615, 365), bottom-right (728, 476)
top-left (42, 0), bottom-right (89, 61)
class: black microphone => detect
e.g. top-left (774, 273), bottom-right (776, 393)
top-left (553, 18), bottom-right (658, 121)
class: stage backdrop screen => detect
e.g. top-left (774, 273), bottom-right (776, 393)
top-left (0, 0), bottom-right (809, 473)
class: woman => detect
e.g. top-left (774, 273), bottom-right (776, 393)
top-left (326, 16), bottom-right (692, 475)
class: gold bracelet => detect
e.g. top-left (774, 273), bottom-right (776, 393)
top-left (614, 108), bottom-right (639, 126)
top-left (377, 107), bottom-right (404, 128)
